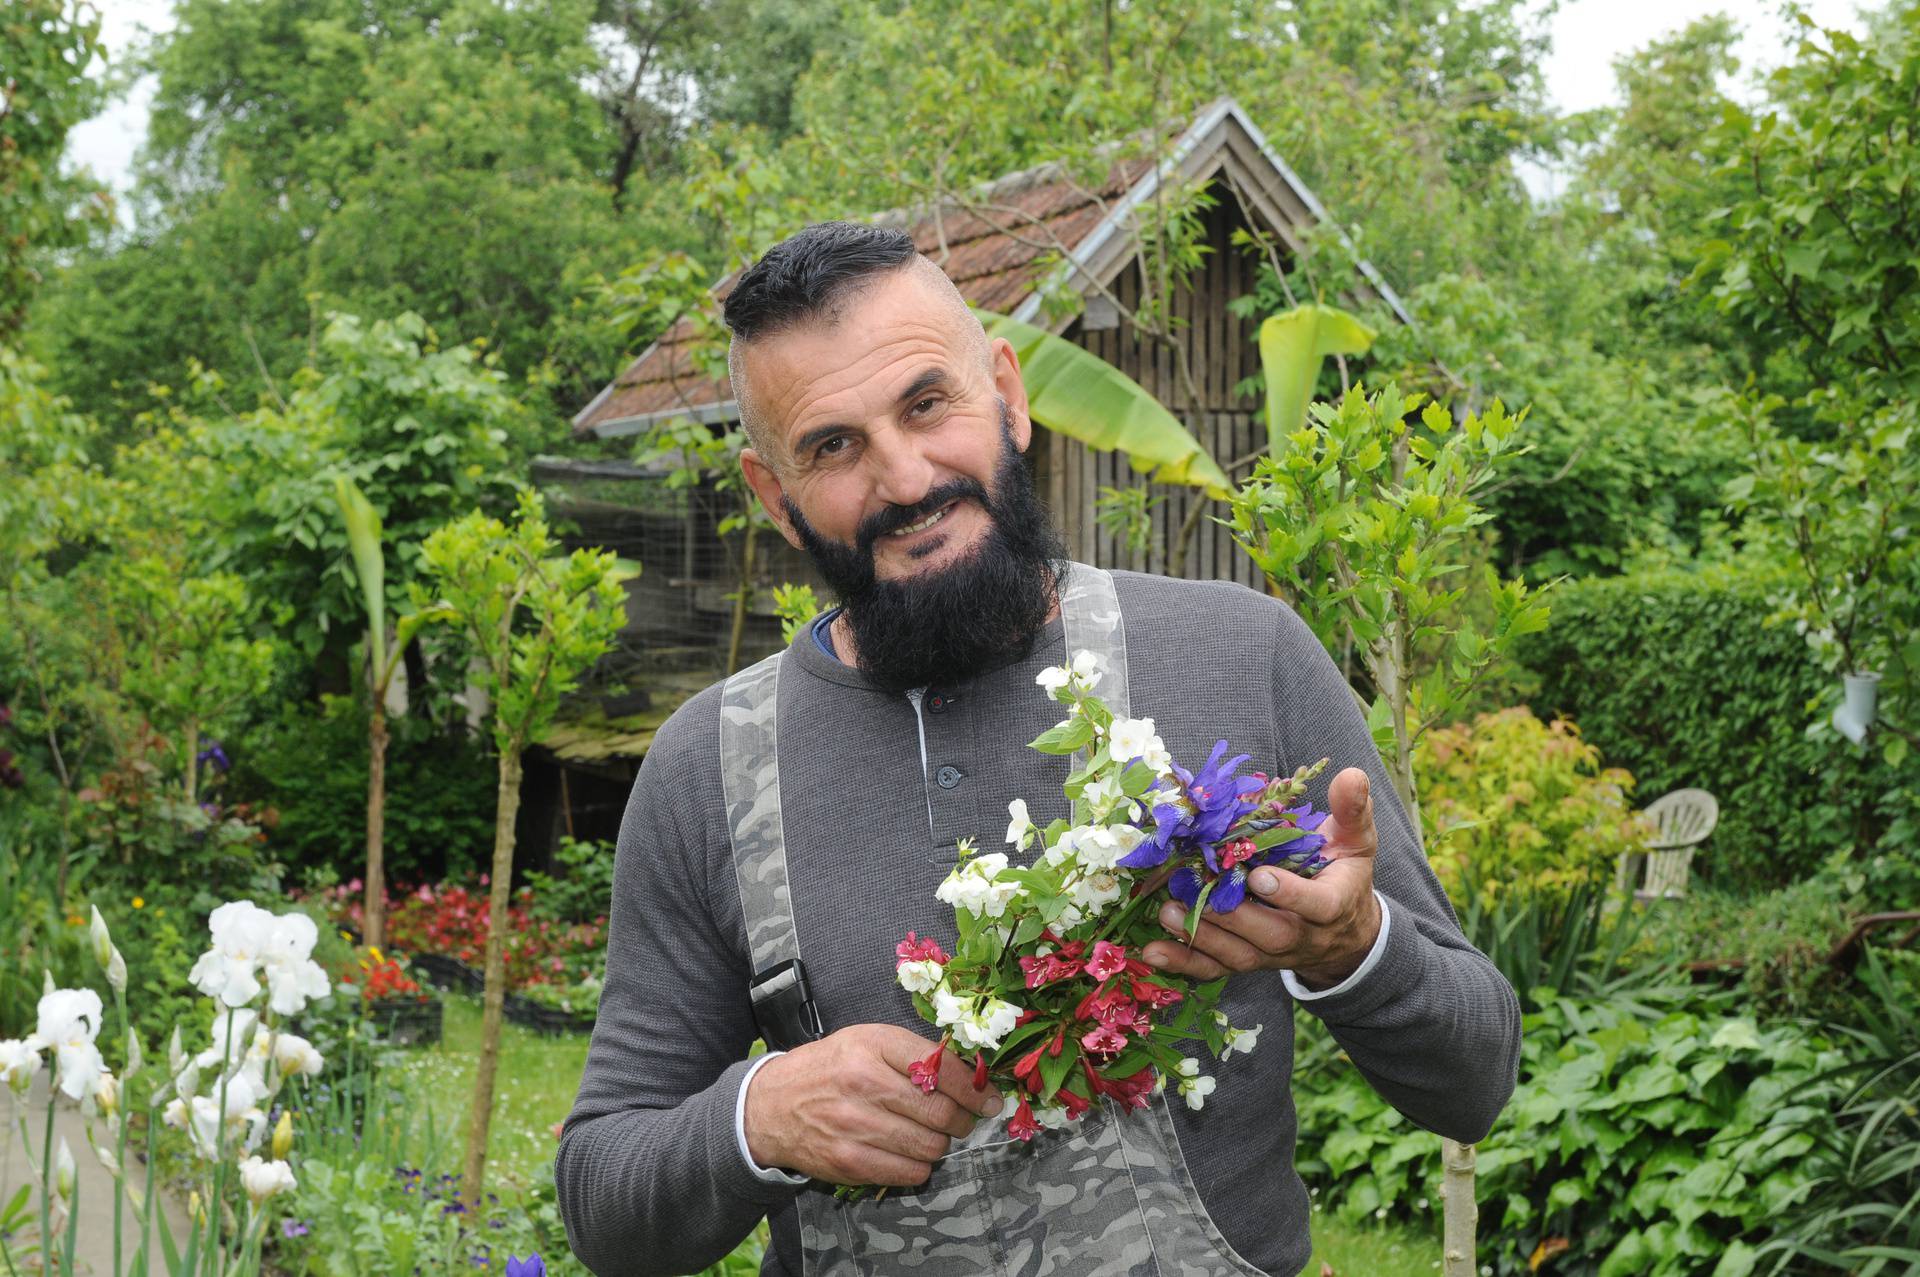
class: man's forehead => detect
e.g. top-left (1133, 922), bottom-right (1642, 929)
top-left (740, 277), bottom-right (981, 438)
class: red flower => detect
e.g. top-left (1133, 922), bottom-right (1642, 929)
top-left (895, 932), bottom-right (950, 967)
top-left (1012, 1046), bottom-right (1045, 1092)
top-left (1059, 1087), bottom-right (1091, 1120)
top-left (1085, 941), bottom-right (1129, 981)
top-left (1006, 1096), bottom-right (1041, 1142)
top-left (1130, 978), bottom-right (1183, 1008)
top-left (908, 1043), bottom-right (944, 1095)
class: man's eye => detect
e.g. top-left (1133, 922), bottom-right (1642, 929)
top-left (817, 436), bottom-right (849, 457)
top-left (911, 397), bottom-right (939, 416)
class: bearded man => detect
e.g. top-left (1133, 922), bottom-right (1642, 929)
top-left (556, 221), bottom-right (1520, 1277)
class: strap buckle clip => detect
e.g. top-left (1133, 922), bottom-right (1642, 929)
top-left (748, 958), bottom-right (825, 1052)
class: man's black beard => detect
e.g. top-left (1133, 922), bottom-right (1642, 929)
top-left (784, 420), bottom-right (1067, 695)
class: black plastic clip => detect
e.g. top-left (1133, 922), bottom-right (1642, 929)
top-left (748, 958), bottom-right (825, 1052)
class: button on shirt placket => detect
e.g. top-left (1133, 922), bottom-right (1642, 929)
top-left (915, 687), bottom-right (980, 860)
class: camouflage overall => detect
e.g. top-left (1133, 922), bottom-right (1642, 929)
top-left (719, 564), bottom-right (1275, 1277)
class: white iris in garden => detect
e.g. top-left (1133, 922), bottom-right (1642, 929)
top-left (25, 988), bottom-right (108, 1102)
top-left (238, 1155), bottom-right (298, 1204)
top-left (0, 1037), bottom-right (43, 1095)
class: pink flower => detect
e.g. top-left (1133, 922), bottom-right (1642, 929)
top-left (1085, 941), bottom-right (1129, 981)
top-left (1082, 1025), bottom-right (1129, 1055)
top-left (1130, 978), bottom-right (1183, 1008)
top-left (894, 932), bottom-right (950, 967)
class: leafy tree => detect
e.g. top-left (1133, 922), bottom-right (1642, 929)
top-left (410, 491), bottom-right (629, 1200)
top-left (0, 0), bottom-right (109, 338)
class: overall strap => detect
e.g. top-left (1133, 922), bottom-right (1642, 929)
top-left (1059, 561), bottom-right (1131, 717)
top-left (719, 651), bottom-right (821, 1048)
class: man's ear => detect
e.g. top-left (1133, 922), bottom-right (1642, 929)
top-left (740, 447), bottom-right (803, 549)
top-left (989, 336), bottom-right (1034, 454)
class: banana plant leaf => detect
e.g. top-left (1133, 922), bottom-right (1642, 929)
top-left (331, 475), bottom-right (388, 681)
top-left (1258, 304), bottom-right (1376, 455)
top-left (977, 308), bottom-right (1230, 496)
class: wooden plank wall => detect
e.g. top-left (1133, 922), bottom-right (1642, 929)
top-left (1035, 183), bottom-right (1270, 590)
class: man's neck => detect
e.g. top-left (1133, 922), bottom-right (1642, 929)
top-left (826, 591), bottom-right (1062, 676)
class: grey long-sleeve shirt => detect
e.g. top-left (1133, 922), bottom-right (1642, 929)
top-left (556, 571), bottom-right (1521, 1277)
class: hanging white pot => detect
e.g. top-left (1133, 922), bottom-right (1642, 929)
top-left (1832, 670), bottom-right (1881, 745)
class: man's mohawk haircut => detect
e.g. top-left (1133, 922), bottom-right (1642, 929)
top-left (722, 221), bottom-right (920, 342)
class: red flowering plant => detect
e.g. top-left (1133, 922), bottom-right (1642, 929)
top-left (893, 649), bottom-right (1330, 1157)
top-left (334, 946), bottom-right (430, 1004)
top-left (319, 878), bottom-right (605, 989)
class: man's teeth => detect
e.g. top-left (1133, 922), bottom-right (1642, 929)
top-left (891, 506), bottom-right (951, 537)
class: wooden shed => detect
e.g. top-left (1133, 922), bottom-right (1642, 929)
top-left (570, 95), bottom-right (1408, 590)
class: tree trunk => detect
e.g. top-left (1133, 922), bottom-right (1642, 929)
top-left (1440, 1136), bottom-right (1478, 1276)
top-left (363, 702), bottom-right (389, 949)
top-left (726, 519), bottom-right (758, 675)
top-left (461, 745), bottom-right (524, 1203)
top-left (184, 719), bottom-right (201, 807)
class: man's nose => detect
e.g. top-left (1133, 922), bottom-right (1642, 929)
top-left (863, 423), bottom-right (940, 509)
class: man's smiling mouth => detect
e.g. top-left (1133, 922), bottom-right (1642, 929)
top-left (889, 501), bottom-right (957, 538)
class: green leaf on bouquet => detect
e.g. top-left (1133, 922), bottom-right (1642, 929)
top-left (991, 1018), bottom-right (1053, 1062)
top-left (1013, 913), bottom-right (1048, 947)
top-left (1040, 1039), bottom-right (1082, 1100)
top-left (911, 992), bottom-right (933, 1022)
top-left (1043, 818), bottom-right (1070, 845)
top-left (1081, 696), bottom-right (1114, 729)
top-left (1104, 1047), bottom-right (1151, 1077)
top-left (1120, 762), bottom-right (1160, 798)
top-left (1250, 824), bottom-right (1307, 851)
top-left (1186, 881), bottom-right (1215, 942)
top-left (1030, 716), bottom-right (1096, 754)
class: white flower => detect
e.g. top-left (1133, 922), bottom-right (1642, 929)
top-left (934, 853), bottom-right (1023, 919)
top-left (931, 987), bottom-right (970, 1031)
top-left (1181, 1073), bottom-right (1216, 1110)
top-left (162, 1097), bottom-right (187, 1130)
top-left (1070, 650), bottom-right (1102, 687)
top-left (195, 1007), bottom-right (260, 1072)
top-left (1036, 666), bottom-right (1072, 695)
top-left (94, 1070), bottom-right (120, 1115)
top-left (1214, 1013), bottom-right (1262, 1060)
top-left (269, 1031), bottom-right (325, 1079)
top-left (189, 901), bottom-right (279, 1007)
top-left (1068, 869), bottom-right (1126, 915)
top-left (238, 1156), bottom-right (297, 1204)
top-left (26, 989), bottom-right (106, 1102)
top-left (259, 912), bottom-right (330, 1016)
top-left (1080, 776), bottom-right (1128, 819)
top-left (1107, 716), bottom-right (1161, 763)
top-left (895, 960), bottom-right (945, 996)
top-left (182, 1070), bottom-right (267, 1159)
top-left (1072, 823), bottom-right (1146, 871)
top-left (1033, 1104), bottom-right (1072, 1130)
top-left (54, 1138), bottom-right (76, 1202)
top-left (950, 998), bottom-right (1022, 1053)
top-left (0, 1039), bottom-right (40, 1095)
top-left (1005, 798), bottom-right (1035, 850)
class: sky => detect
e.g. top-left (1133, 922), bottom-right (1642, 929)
top-left (64, 0), bottom-right (1871, 213)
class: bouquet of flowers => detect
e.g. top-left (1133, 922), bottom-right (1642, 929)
top-left (895, 649), bottom-right (1332, 1143)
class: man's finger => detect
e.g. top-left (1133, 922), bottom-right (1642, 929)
top-left (1321, 766), bottom-right (1377, 859)
top-left (1206, 893), bottom-right (1305, 956)
top-left (1140, 933), bottom-right (1230, 980)
top-left (934, 1041), bottom-right (1005, 1118)
top-left (1155, 902), bottom-right (1266, 972)
top-left (880, 1085), bottom-right (976, 1141)
top-left (1247, 858), bottom-right (1361, 926)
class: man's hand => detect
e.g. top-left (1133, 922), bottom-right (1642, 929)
top-left (1140, 766), bottom-right (1382, 989)
top-left (742, 1024), bottom-right (1003, 1186)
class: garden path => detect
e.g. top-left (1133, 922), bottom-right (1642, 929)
top-left (1, 1074), bottom-right (192, 1275)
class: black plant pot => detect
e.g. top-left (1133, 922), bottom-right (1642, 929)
top-left (369, 996), bottom-right (444, 1047)
top-left (409, 951), bottom-right (486, 995)
top-left (503, 992), bottom-right (596, 1036)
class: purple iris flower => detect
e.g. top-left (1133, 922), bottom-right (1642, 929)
top-left (196, 742), bottom-right (231, 773)
top-left (1117, 740), bottom-right (1265, 880)
top-left (1254, 804), bottom-right (1332, 875)
top-left (504, 1257), bottom-right (546, 1277)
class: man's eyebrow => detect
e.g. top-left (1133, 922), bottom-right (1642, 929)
top-left (894, 367), bottom-right (951, 408)
top-left (789, 367), bottom-right (954, 460)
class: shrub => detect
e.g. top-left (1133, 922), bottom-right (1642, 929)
top-left (231, 695), bottom-right (497, 885)
top-left (1514, 564), bottom-right (1907, 891)
top-left (1415, 706), bottom-right (1650, 899)
top-left (1636, 876), bottom-right (1867, 1012)
top-left (1294, 985), bottom-right (1848, 1276)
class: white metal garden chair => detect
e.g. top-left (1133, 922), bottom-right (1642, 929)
top-left (1616, 787), bottom-right (1720, 900)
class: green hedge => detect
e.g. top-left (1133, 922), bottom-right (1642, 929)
top-left (1514, 565), bottom-right (1898, 892)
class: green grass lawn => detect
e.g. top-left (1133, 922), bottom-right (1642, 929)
top-left (400, 995), bottom-right (1438, 1274)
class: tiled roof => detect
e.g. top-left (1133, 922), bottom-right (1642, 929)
top-left (571, 150), bottom-right (1161, 437)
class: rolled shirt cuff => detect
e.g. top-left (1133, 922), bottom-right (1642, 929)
top-left (1281, 888), bottom-right (1392, 1001)
top-left (735, 1051), bottom-right (811, 1185)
